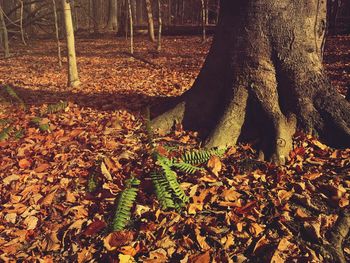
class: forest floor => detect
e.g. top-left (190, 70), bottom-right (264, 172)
top-left (0, 35), bottom-right (349, 262)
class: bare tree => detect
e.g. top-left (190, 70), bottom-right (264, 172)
top-left (127, 0), bottom-right (134, 54)
top-left (0, 4), bottom-right (9, 58)
top-left (145, 0), bottom-right (155, 42)
top-left (157, 0), bottom-right (162, 51)
top-left (107, 0), bottom-right (118, 31)
top-left (62, 0), bottom-right (80, 87)
top-left (53, 0), bottom-right (62, 68)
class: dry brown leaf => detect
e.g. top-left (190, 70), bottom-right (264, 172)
top-left (189, 251), bottom-right (211, 263)
top-left (207, 155), bottom-right (222, 176)
top-left (3, 174), bottom-right (20, 185)
top-left (24, 216), bottom-right (39, 230)
top-left (40, 190), bottom-right (57, 205)
top-left (101, 161), bottom-right (113, 181)
top-left (195, 228), bottom-right (210, 250)
top-left (249, 222), bottom-right (265, 237)
top-left (34, 163), bottom-right (50, 173)
top-left (119, 254), bottom-right (135, 263)
top-left (18, 159), bottom-right (31, 169)
top-left (302, 173), bottom-right (322, 181)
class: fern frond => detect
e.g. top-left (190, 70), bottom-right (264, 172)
top-left (172, 161), bottom-right (204, 174)
top-left (181, 148), bottom-right (226, 165)
top-left (31, 117), bottom-right (50, 132)
top-left (151, 172), bottom-right (176, 209)
top-left (5, 86), bottom-right (25, 106)
top-left (112, 178), bottom-right (140, 231)
top-left (47, 101), bottom-right (68, 114)
top-left (0, 126), bottom-right (13, 141)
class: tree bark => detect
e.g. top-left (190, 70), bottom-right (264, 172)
top-left (107, 0), bottom-right (118, 31)
top-left (152, 0), bottom-right (350, 165)
top-left (200, 0), bottom-right (206, 42)
top-left (62, 0), bottom-right (80, 87)
top-left (0, 4), bottom-right (9, 58)
top-left (145, 0), bottom-right (155, 42)
top-left (156, 0), bottom-right (161, 51)
top-left (127, 0), bottom-right (134, 54)
top-left (53, 0), bottom-right (62, 68)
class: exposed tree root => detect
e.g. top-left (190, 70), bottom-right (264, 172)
top-left (151, 0), bottom-right (350, 164)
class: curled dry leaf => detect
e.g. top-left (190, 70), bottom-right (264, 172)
top-left (103, 231), bottom-right (135, 251)
top-left (207, 156), bottom-right (222, 176)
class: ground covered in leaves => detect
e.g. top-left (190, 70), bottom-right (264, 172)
top-left (0, 35), bottom-right (350, 262)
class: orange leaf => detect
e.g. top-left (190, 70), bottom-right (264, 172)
top-left (302, 173), bottom-right (322, 181)
top-left (207, 156), bottom-right (222, 176)
top-left (190, 251), bottom-right (211, 263)
top-left (35, 163), bottom-right (50, 173)
top-left (19, 159), bottom-right (31, 169)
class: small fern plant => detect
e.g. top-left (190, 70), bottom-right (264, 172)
top-left (151, 147), bottom-right (226, 210)
top-left (112, 177), bottom-right (140, 231)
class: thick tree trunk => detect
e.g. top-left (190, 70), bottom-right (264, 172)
top-left (145, 0), bottom-right (155, 42)
top-left (107, 0), bottom-right (118, 31)
top-left (62, 0), bottom-right (80, 87)
top-left (152, 0), bottom-right (350, 165)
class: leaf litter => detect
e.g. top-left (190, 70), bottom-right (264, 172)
top-left (0, 35), bottom-right (349, 262)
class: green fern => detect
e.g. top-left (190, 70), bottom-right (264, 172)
top-left (112, 177), bottom-right (140, 231)
top-left (13, 128), bottom-right (24, 140)
top-left (0, 126), bottom-right (13, 141)
top-left (5, 86), bottom-right (25, 107)
top-left (181, 148), bottom-right (226, 165)
top-left (172, 161), bottom-right (204, 174)
top-left (47, 101), bottom-right (68, 114)
top-left (151, 171), bottom-right (177, 209)
top-left (31, 117), bottom-right (50, 132)
top-left (87, 173), bottom-right (98, 193)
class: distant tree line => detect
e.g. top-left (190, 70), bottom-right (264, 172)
top-left (0, 0), bottom-right (220, 39)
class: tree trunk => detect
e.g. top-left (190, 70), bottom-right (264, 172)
top-left (53, 0), bottom-right (62, 68)
top-left (62, 0), bottom-right (80, 87)
top-left (156, 0), bottom-right (161, 51)
top-left (200, 0), bottom-right (206, 42)
top-left (127, 0), bottom-right (134, 54)
top-left (145, 0), bottom-right (155, 42)
top-left (152, 0), bottom-right (350, 166)
top-left (0, 4), bottom-right (9, 58)
top-left (107, 0), bottom-right (118, 31)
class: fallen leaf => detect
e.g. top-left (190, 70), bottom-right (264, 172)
top-left (207, 156), bottom-right (222, 176)
top-left (24, 216), bottom-right (39, 230)
top-left (19, 159), bottom-right (31, 169)
top-left (101, 161), bottom-right (113, 181)
top-left (189, 251), bottom-right (211, 263)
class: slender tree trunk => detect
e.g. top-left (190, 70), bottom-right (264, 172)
top-left (107, 0), bottom-right (118, 30)
top-left (0, 5), bottom-right (9, 58)
top-left (127, 0), bottom-right (134, 54)
top-left (145, 0), bottom-right (155, 42)
top-left (200, 0), bottom-right (206, 42)
top-left (156, 0), bottom-right (161, 52)
top-left (152, 0), bottom-right (350, 168)
top-left (62, 0), bottom-right (80, 87)
top-left (53, 0), bottom-right (62, 68)
top-left (19, 1), bottom-right (26, 45)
